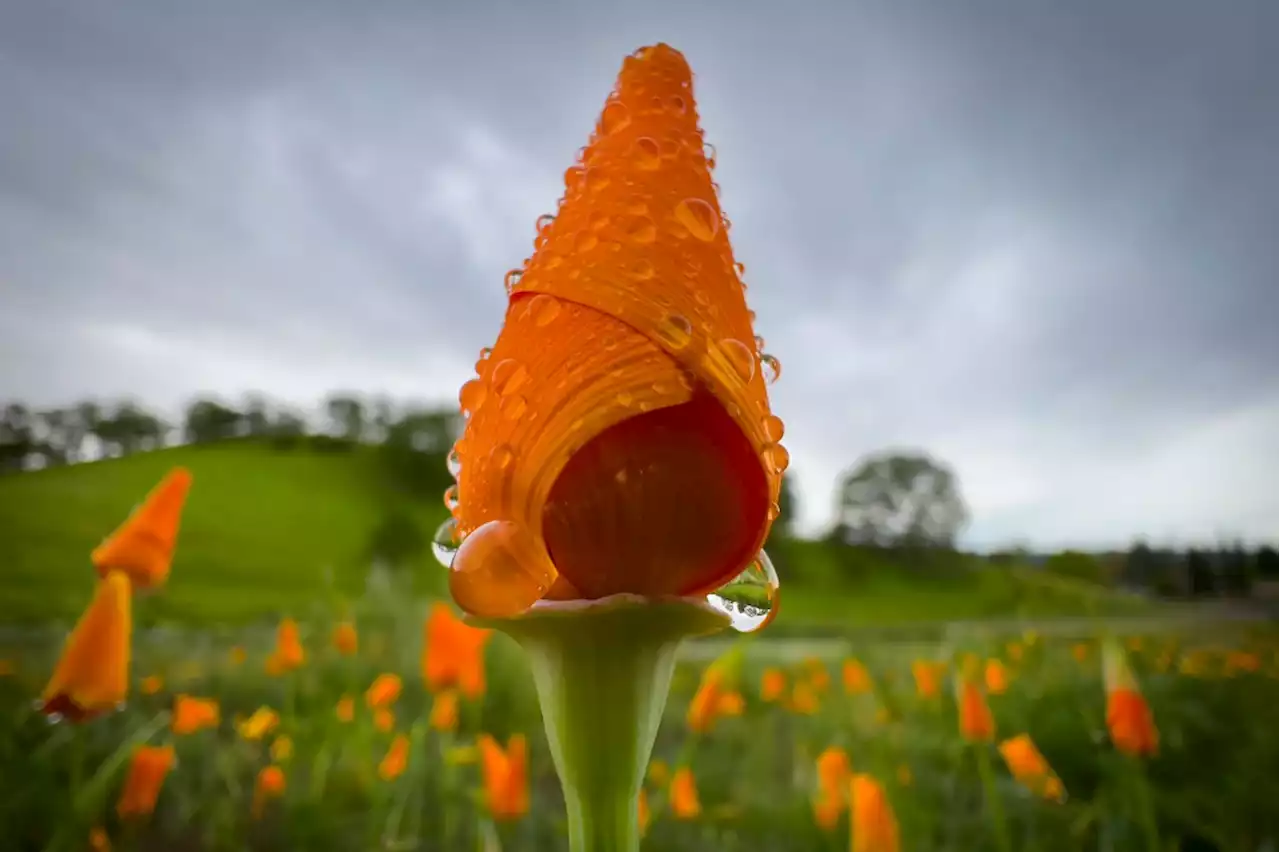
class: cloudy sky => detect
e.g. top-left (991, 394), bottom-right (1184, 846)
top-left (1, 0), bottom-right (1275, 548)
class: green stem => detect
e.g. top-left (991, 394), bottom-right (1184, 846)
top-left (472, 595), bottom-right (729, 852)
top-left (1130, 758), bottom-right (1160, 852)
top-left (975, 744), bottom-right (1012, 852)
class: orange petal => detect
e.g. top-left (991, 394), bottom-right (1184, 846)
top-left (92, 467), bottom-right (193, 589)
top-left (41, 571), bottom-right (132, 722)
top-left (456, 44), bottom-right (781, 601)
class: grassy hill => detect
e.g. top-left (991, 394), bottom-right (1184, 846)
top-left (0, 442), bottom-right (1153, 629)
top-left (0, 441), bottom-right (452, 626)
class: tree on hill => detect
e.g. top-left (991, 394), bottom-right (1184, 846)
top-left (832, 450), bottom-right (969, 551)
top-left (1256, 545), bottom-right (1279, 581)
top-left (0, 403), bottom-right (34, 473)
top-left (243, 393), bottom-right (272, 438)
top-left (184, 399), bottom-right (243, 444)
top-left (1187, 548), bottom-right (1215, 597)
top-left (1044, 550), bottom-right (1105, 585)
top-left (378, 407), bottom-right (461, 499)
top-left (326, 394), bottom-right (365, 443)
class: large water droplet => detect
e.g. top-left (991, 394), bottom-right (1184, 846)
top-left (489, 443), bottom-right (514, 469)
top-left (657, 314), bottom-right (694, 351)
top-left (720, 339), bottom-right (756, 383)
top-left (446, 445), bottom-right (462, 478)
top-left (449, 520), bottom-right (558, 618)
top-left (633, 137), bottom-right (661, 170)
top-left (761, 353), bottom-right (782, 384)
top-left (667, 94), bottom-right (687, 115)
top-left (503, 269), bottom-right (523, 294)
top-left (500, 394), bottom-right (528, 419)
top-left (601, 100), bottom-right (631, 134)
top-left (458, 379), bottom-right (488, 416)
top-left (536, 213), bottom-right (556, 233)
top-left (753, 335), bottom-right (765, 353)
top-left (703, 142), bottom-right (718, 169)
top-left (491, 359), bottom-right (529, 396)
top-left (564, 166), bottom-right (585, 194)
top-left (431, 518), bottom-right (462, 568)
top-left (706, 551), bottom-right (779, 633)
top-left (674, 198), bottom-right (720, 242)
top-left (762, 414), bottom-right (785, 442)
top-left (529, 294), bottom-right (561, 327)
top-left (575, 231), bottom-right (599, 253)
top-left (762, 443), bottom-right (790, 474)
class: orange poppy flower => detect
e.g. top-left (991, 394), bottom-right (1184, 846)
top-left (956, 677), bottom-right (995, 743)
top-left (89, 827), bottom-right (111, 851)
top-left (429, 690), bottom-right (459, 731)
top-left (252, 765), bottom-right (286, 819)
top-left (647, 759), bottom-right (670, 787)
top-left (687, 666), bottom-right (736, 734)
top-left (478, 734), bottom-right (529, 821)
top-left (911, 660), bottom-right (944, 699)
top-left (270, 735), bottom-right (293, 763)
top-left (760, 667), bottom-right (787, 702)
top-left (237, 706), bottom-right (279, 741)
top-left (449, 43), bottom-right (784, 615)
top-left (365, 673), bottom-right (402, 709)
top-left (171, 694), bottom-right (220, 735)
top-left (843, 659), bottom-right (872, 695)
top-left (790, 681), bottom-right (820, 715)
top-left (265, 618), bottom-right (304, 674)
top-left (91, 467), bottom-right (192, 590)
top-left (332, 621), bottom-right (358, 656)
top-left (379, 733), bottom-right (411, 781)
top-left (669, 767), bottom-right (701, 819)
top-left (40, 571), bottom-right (132, 722)
top-left (806, 659), bottom-right (832, 694)
top-left (116, 744), bottom-right (175, 818)
top-left (1104, 642), bottom-right (1158, 757)
top-left (374, 708), bottom-right (396, 733)
top-left (998, 734), bottom-right (1065, 802)
top-left (850, 774), bottom-right (899, 852)
top-left (139, 675), bottom-right (163, 695)
top-left (984, 659), bottom-right (1009, 695)
top-left (422, 603), bottom-right (490, 699)
top-left (229, 646), bottom-right (246, 665)
top-left (637, 788), bottom-right (651, 837)
top-left (335, 694), bottom-right (355, 723)
top-left (813, 746), bottom-right (851, 829)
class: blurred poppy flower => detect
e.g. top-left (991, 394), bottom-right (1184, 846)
top-left (332, 621), bottom-right (358, 656)
top-left (422, 603), bottom-right (490, 699)
top-left (171, 694), bottom-right (219, 735)
top-left (760, 667), bottom-right (787, 703)
top-left (984, 659), bottom-right (1009, 695)
top-left (238, 706), bottom-right (279, 741)
top-left (850, 774), bottom-right (899, 852)
top-left (479, 734), bottom-right (529, 821)
top-left (379, 733), bottom-right (410, 781)
top-left (92, 467), bottom-right (192, 589)
top-left (116, 745), bottom-right (175, 818)
top-left (670, 767), bottom-right (701, 819)
top-left (999, 734), bottom-right (1065, 802)
top-left (956, 677), bottom-right (995, 743)
top-left (843, 659), bottom-right (872, 695)
top-left (252, 766), bottom-right (286, 819)
top-left (40, 571), bottom-right (132, 722)
top-left (335, 694), bottom-right (355, 723)
top-left (813, 746), bottom-right (851, 830)
top-left (265, 618), bottom-right (304, 674)
top-left (1104, 641), bottom-right (1158, 757)
top-left (449, 43), bottom-right (785, 616)
top-left (429, 690), bottom-right (459, 732)
top-left (365, 673), bottom-right (402, 709)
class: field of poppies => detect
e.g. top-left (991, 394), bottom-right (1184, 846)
top-left (1, 582), bottom-right (1275, 852)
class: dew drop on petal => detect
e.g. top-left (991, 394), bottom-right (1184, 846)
top-left (761, 443), bottom-right (790, 474)
top-left (703, 142), bottom-right (717, 169)
top-left (629, 259), bottom-right (655, 280)
top-left (503, 269), bottom-right (523, 294)
top-left (500, 394), bottom-right (528, 420)
top-left (761, 353), bottom-right (781, 384)
top-left (446, 445), bottom-right (462, 478)
top-left (449, 520), bottom-right (558, 618)
top-left (719, 338), bottom-right (756, 383)
top-left (734, 261), bottom-right (746, 278)
top-left (623, 215), bottom-right (657, 244)
top-left (657, 314), bottom-right (694, 351)
top-left (753, 335), bottom-right (765, 353)
top-left (601, 100), bottom-right (631, 134)
top-left (706, 551), bottom-right (779, 633)
top-left (762, 414), bottom-right (786, 442)
top-left (458, 379), bottom-right (488, 416)
top-left (529, 294), bottom-right (561, 327)
top-left (575, 231), bottom-right (599, 253)
top-left (674, 198), bottom-right (720, 242)
top-left (443, 485), bottom-right (459, 512)
top-left (633, 137), bottom-right (661, 170)
top-left (535, 213), bottom-right (556, 233)
top-left (667, 94), bottom-right (687, 115)
top-left (431, 518), bottom-right (462, 569)
top-left (564, 166), bottom-right (585, 194)
top-left (585, 170), bottom-right (610, 194)
top-left (491, 359), bottom-right (529, 396)
top-left (489, 443), bottom-right (514, 469)
top-left (767, 502), bottom-right (781, 521)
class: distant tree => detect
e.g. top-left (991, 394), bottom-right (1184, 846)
top-left (833, 450), bottom-right (969, 550)
top-left (0, 403), bottom-right (34, 473)
top-left (243, 393), bottom-right (271, 438)
top-left (378, 407), bottom-right (461, 498)
top-left (184, 398), bottom-right (244, 444)
top-left (326, 394), bottom-right (365, 443)
top-left (1219, 542), bottom-right (1253, 597)
top-left (1187, 548), bottom-right (1216, 597)
top-left (1122, 540), bottom-right (1156, 589)
top-left (370, 395), bottom-right (395, 444)
top-left (35, 408), bottom-right (70, 466)
top-left (1256, 545), bottom-right (1279, 581)
top-left (100, 401), bottom-right (164, 454)
top-left (1044, 550), bottom-right (1104, 585)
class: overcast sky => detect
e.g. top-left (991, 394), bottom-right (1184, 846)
top-left (1, 0), bottom-right (1275, 548)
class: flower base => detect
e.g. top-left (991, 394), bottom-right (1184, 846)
top-left (469, 594), bottom-right (730, 852)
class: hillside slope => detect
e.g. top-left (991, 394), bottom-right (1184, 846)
top-left (0, 441), bottom-right (451, 625)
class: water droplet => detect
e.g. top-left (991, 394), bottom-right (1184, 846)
top-left (601, 100), bottom-right (631, 134)
top-left (575, 231), bottom-right (599, 253)
top-left (490, 443), bottom-right (514, 469)
top-left (706, 551), bottom-right (779, 633)
top-left (633, 137), bottom-right (661, 170)
top-left (500, 394), bottom-right (527, 419)
top-left (762, 443), bottom-right (790, 474)
top-left (720, 338), bottom-right (756, 382)
top-left (674, 198), bottom-right (720, 242)
top-left (529, 294), bottom-right (561, 327)
top-left (703, 142), bottom-right (717, 169)
top-left (446, 446), bottom-right (462, 478)
top-left (616, 389), bottom-right (633, 406)
top-left (478, 346), bottom-right (493, 362)
top-left (762, 414), bottom-right (785, 442)
top-left (458, 379), bottom-right (488, 416)
top-left (623, 215), bottom-right (656, 244)
top-left (443, 485), bottom-right (460, 512)
top-left (590, 211), bottom-right (609, 231)
top-left (449, 520), bottom-right (558, 618)
top-left (564, 166), bottom-right (585, 194)
top-left (753, 335), bottom-right (765, 352)
top-left (432, 518), bottom-right (461, 568)
top-left (629, 259), bottom-right (655, 280)
top-left (585, 170), bottom-right (610, 193)
top-left (503, 269), bottom-right (523, 294)
top-left (761, 353), bottom-right (782, 384)
top-left (625, 198), bottom-right (649, 215)
top-left (667, 94), bottom-right (687, 115)
top-left (491, 359), bottom-right (529, 395)
top-left (767, 502), bottom-right (781, 521)
top-left (45, 711), bottom-right (65, 725)
top-left (657, 314), bottom-right (694, 351)
top-left (536, 213), bottom-right (556, 233)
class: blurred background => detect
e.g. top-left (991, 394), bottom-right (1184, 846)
top-left (0, 2), bottom-right (1275, 850)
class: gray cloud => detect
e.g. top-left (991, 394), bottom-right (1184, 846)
top-left (1, 0), bottom-right (1275, 547)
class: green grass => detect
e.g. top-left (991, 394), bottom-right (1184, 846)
top-left (0, 444), bottom-right (1153, 630)
top-left (0, 442), bottom-right (451, 626)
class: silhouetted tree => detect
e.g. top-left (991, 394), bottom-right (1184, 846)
top-left (0, 403), bottom-right (34, 473)
top-left (243, 393), bottom-right (271, 438)
top-left (184, 399), bottom-right (243, 444)
top-left (833, 450), bottom-right (969, 550)
top-left (1256, 545), bottom-right (1279, 581)
top-left (1187, 548), bottom-right (1215, 597)
top-left (325, 394), bottom-right (365, 442)
top-left (378, 407), bottom-right (460, 498)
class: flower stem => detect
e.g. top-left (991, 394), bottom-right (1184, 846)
top-left (473, 595), bottom-right (728, 852)
top-left (975, 744), bottom-right (1012, 852)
